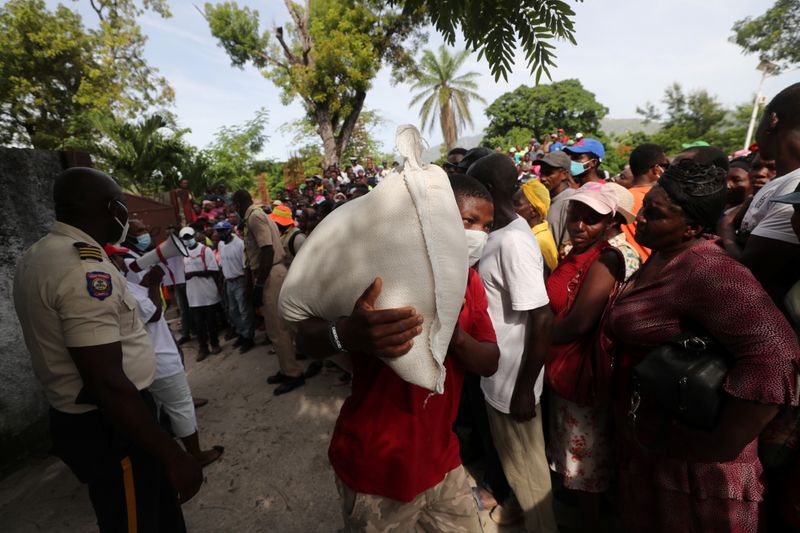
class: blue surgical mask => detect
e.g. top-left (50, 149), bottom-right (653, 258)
top-left (135, 233), bottom-right (152, 250)
top-left (186, 238), bottom-right (197, 248)
top-left (570, 161), bottom-right (588, 177)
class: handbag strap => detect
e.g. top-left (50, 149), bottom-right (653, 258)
top-left (627, 377), bottom-right (670, 451)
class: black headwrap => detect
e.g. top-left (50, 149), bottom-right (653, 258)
top-left (658, 159), bottom-right (727, 230)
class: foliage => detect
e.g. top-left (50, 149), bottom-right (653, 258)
top-left (0, 0), bottom-right (173, 149)
top-left (399, 0), bottom-right (582, 82)
top-left (603, 130), bottom-right (651, 174)
top-left (252, 159), bottom-right (287, 200)
top-left (70, 113), bottom-right (189, 195)
top-left (342, 110), bottom-right (386, 162)
top-left (279, 108), bottom-right (386, 169)
top-left (482, 79), bottom-right (608, 149)
top-left (204, 0), bottom-right (427, 166)
top-left (637, 84), bottom-right (749, 155)
top-left (203, 108), bottom-right (270, 192)
top-left (731, 0), bottom-right (800, 71)
top-left (0, 0), bottom-right (97, 148)
top-left (81, 0), bottom-right (174, 117)
top-left (409, 46), bottom-right (485, 150)
top-left (173, 146), bottom-right (212, 197)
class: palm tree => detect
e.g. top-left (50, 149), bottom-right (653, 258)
top-left (76, 113), bottom-right (189, 195)
top-left (409, 46), bottom-right (485, 151)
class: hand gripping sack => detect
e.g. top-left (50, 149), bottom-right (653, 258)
top-left (279, 125), bottom-right (468, 393)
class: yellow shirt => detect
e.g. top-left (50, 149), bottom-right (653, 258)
top-left (533, 221), bottom-right (559, 272)
top-left (13, 222), bottom-right (155, 414)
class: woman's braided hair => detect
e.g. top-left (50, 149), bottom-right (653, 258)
top-left (658, 158), bottom-right (727, 231)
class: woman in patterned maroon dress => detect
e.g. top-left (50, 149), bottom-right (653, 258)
top-left (605, 159), bottom-right (800, 533)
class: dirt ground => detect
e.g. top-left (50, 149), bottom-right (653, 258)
top-left (0, 323), bottom-right (545, 533)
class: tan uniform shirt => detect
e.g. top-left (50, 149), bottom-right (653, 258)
top-left (13, 222), bottom-right (155, 414)
top-left (243, 204), bottom-right (285, 270)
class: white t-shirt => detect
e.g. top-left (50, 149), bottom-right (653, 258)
top-left (161, 254), bottom-right (186, 286)
top-left (478, 216), bottom-right (550, 414)
top-left (184, 245), bottom-right (220, 307)
top-left (127, 281), bottom-right (184, 380)
top-left (740, 168), bottom-right (800, 244)
top-left (123, 250), bottom-right (145, 285)
top-left (217, 235), bottom-right (246, 279)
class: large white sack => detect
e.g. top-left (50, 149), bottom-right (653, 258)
top-left (279, 125), bottom-right (468, 393)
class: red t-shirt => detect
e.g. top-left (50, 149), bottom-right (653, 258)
top-left (328, 268), bottom-right (497, 502)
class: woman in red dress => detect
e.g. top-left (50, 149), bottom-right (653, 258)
top-left (545, 182), bottom-right (624, 532)
top-left (605, 159), bottom-right (800, 532)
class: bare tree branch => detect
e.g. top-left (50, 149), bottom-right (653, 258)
top-left (275, 27), bottom-right (299, 64)
top-left (90, 0), bottom-right (105, 20)
top-left (281, 0), bottom-right (313, 66)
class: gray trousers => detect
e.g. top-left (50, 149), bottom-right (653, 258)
top-left (224, 276), bottom-right (254, 340)
top-left (175, 283), bottom-right (193, 337)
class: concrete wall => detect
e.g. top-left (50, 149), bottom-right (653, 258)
top-left (0, 148), bottom-right (64, 463)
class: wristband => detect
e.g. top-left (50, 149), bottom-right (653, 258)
top-left (329, 319), bottom-right (346, 352)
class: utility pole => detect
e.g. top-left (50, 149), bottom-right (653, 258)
top-left (744, 60), bottom-right (779, 150)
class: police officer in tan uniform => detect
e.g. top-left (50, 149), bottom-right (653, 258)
top-left (231, 189), bottom-right (305, 395)
top-left (13, 168), bottom-right (202, 532)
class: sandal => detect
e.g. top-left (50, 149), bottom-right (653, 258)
top-left (197, 445), bottom-right (224, 468)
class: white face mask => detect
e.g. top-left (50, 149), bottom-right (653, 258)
top-left (465, 229), bottom-right (488, 266)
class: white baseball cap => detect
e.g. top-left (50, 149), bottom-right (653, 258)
top-left (178, 227), bottom-right (195, 239)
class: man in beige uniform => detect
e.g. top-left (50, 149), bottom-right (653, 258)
top-left (232, 189), bottom-right (305, 395)
top-left (13, 168), bottom-right (202, 532)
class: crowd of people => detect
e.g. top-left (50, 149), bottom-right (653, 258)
top-left (295, 83), bottom-right (800, 533)
top-left (10, 82), bottom-right (800, 533)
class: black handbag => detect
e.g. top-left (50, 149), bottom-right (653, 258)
top-left (629, 333), bottom-right (732, 431)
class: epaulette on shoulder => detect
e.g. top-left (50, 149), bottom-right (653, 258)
top-left (73, 241), bottom-right (104, 262)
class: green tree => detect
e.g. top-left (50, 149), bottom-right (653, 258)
top-left (204, 0), bottom-right (426, 167)
top-left (174, 145), bottom-right (212, 196)
top-left (81, 0), bottom-right (175, 116)
top-left (637, 84), bottom-right (747, 154)
top-left (280, 108), bottom-right (386, 167)
top-left (203, 108), bottom-right (270, 192)
top-left (482, 79), bottom-right (608, 149)
top-left (0, 0), bottom-right (98, 148)
top-left (342, 109), bottom-right (385, 162)
top-left (401, 0), bottom-right (582, 82)
top-left (73, 113), bottom-right (189, 195)
top-left (409, 46), bottom-right (485, 151)
top-left (731, 0), bottom-right (800, 71)
top-left (252, 159), bottom-right (288, 200)
top-left (0, 0), bottom-right (174, 149)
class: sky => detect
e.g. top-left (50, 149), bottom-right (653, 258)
top-left (47, 0), bottom-right (800, 160)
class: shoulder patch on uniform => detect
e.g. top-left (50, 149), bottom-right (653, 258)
top-left (86, 271), bottom-right (113, 300)
top-left (73, 242), bottom-right (103, 262)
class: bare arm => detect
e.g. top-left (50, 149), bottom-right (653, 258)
top-left (68, 344), bottom-right (202, 502)
top-left (295, 278), bottom-right (423, 359)
top-left (717, 206), bottom-right (745, 260)
top-left (139, 269), bottom-right (164, 323)
top-left (552, 250), bottom-right (621, 345)
top-left (740, 235), bottom-right (800, 311)
top-left (254, 245), bottom-right (275, 286)
top-left (509, 304), bottom-right (553, 421)
top-left (449, 325), bottom-right (499, 377)
top-left (665, 398), bottom-right (779, 463)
